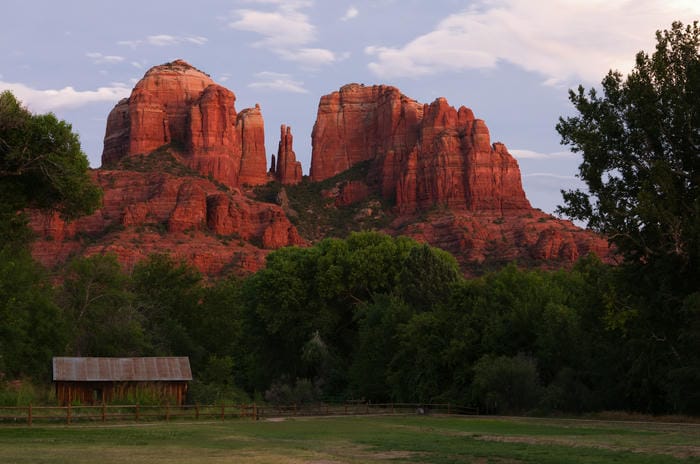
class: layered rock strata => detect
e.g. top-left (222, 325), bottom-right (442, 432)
top-left (311, 84), bottom-right (530, 214)
top-left (102, 59), bottom-right (268, 188)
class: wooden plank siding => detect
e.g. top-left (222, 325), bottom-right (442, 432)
top-left (54, 380), bottom-right (189, 406)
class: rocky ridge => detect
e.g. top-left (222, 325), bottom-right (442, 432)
top-left (29, 61), bottom-right (611, 276)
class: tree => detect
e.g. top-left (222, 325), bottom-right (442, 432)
top-left (131, 254), bottom-right (204, 362)
top-left (0, 248), bottom-right (66, 380)
top-left (556, 21), bottom-right (699, 277)
top-left (58, 254), bottom-right (145, 357)
top-left (557, 21), bottom-right (700, 413)
top-left (0, 91), bottom-right (101, 238)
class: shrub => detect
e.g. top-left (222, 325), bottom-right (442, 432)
top-left (471, 354), bottom-right (541, 414)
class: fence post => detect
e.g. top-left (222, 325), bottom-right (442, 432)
top-left (135, 404), bottom-right (140, 422)
top-left (294, 403), bottom-right (297, 416)
top-left (392, 402), bottom-right (395, 414)
top-left (67, 403), bottom-right (72, 425)
top-left (195, 403), bottom-right (200, 420)
top-left (28, 404), bottom-right (32, 426)
top-left (253, 403), bottom-right (257, 421)
top-left (221, 403), bottom-right (225, 421)
top-left (165, 403), bottom-right (170, 421)
top-left (102, 402), bottom-right (106, 422)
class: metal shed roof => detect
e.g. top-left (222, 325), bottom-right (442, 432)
top-left (52, 357), bottom-right (192, 382)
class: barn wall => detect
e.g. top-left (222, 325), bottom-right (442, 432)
top-left (56, 381), bottom-right (188, 405)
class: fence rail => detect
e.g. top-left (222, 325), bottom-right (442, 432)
top-left (0, 402), bottom-right (477, 426)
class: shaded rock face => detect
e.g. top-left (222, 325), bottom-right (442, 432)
top-left (102, 60), bottom-right (268, 188)
top-left (30, 170), bottom-right (304, 275)
top-left (310, 84), bottom-right (531, 214)
top-left (270, 125), bottom-right (302, 185)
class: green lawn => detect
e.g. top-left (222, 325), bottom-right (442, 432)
top-left (0, 415), bottom-right (698, 463)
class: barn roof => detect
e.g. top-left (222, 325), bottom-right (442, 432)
top-left (52, 357), bottom-right (192, 382)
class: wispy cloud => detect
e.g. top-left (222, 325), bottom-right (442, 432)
top-left (0, 81), bottom-right (130, 112)
top-left (510, 149), bottom-right (576, 160)
top-left (341, 6), bottom-right (359, 21)
top-left (365, 0), bottom-right (700, 84)
top-left (229, 0), bottom-right (338, 67)
top-left (86, 52), bottom-right (125, 65)
top-left (118, 34), bottom-right (208, 48)
top-left (248, 71), bottom-right (308, 93)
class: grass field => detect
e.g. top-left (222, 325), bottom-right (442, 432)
top-left (0, 415), bottom-right (698, 463)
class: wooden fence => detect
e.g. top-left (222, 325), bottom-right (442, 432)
top-left (0, 402), bottom-right (478, 426)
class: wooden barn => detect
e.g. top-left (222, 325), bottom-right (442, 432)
top-left (52, 357), bottom-right (192, 405)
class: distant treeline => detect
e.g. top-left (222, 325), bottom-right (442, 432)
top-left (1, 232), bottom-right (698, 415)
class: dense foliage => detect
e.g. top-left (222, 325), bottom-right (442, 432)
top-left (2, 231), bottom-right (694, 414)
top-left (557, 21), bottom-right (700, 414)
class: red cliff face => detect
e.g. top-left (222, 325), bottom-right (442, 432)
top-left (102, 60), bottom-right (268, 188)
top-left (29, 169), bottom-right (304, 276)
top-left (310, 84), bottom-right (530, 214)
top-left (271, 125), bottom-right (302, 185)
top-left (311, 84), bottom-right (611, 268)
top-left (31, 67), bottom-right (611, 277)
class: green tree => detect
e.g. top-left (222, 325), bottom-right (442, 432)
top-left (0, 248), bottom-right (66, 380)
top-left (131, 254), bottom-right (204, 363)
top-left (0, 91), bottom-right (101, 248)
top-left (556, 21), bottom-right (699, 281)
top-left (58, 254), bottom-right (144, 356)
top-left (556, 21), bottom-right (700, 413)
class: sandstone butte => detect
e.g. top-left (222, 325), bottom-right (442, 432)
top-left (30, 60), bottom-right (304, 275)
top-left (311, 83), bottom-right (612, 268)
top-left (29, 62), bottom-right (611, 277)
top-left (102, 59), bottom-right (268, 189)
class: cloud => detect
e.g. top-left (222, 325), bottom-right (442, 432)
top-left (365, 0), bottom-right (700, 84)
top-left (0, 81), bottom-right (130, 113)
top-left (230, 6), bottom-right (314, 47)
top-left (248, 71), bottom-right (308, 93)
top-left (229, 0), bottom-right (338, 67)
top-left (282, 48), bottom-right (338, 66)
top-left (341, 6), bottom-right (359, 21)
top-left (118, 35), bottom-right (208, 48)
top-left (510, 149), bottom-right (576, 160)
top-left (86, 52), bottom-right (125, 65)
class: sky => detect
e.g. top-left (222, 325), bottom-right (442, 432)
top-left (2, 0), bottom-right (699, 214)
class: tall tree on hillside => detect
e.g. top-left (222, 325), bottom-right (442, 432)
top-left (0, 91), bottom-right (102, 248)
top-left (556, 21), bottom-right (700, 412)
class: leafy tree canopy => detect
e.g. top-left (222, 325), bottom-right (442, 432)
top-left (557, 21), bottom-right (700, 277)
top-left (0, 91), bottom-right (102, 232)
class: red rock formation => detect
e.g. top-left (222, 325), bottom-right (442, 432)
top-left (29, 169), bottom-right (304, 276)
top-left (310, 84), bottom-right (612, 268)
top-left (310, 84), bottom-right (530, 214)
top-left (272, 125), bottom-right (303, 185)
top-left (102, 60), bottom-right (268, 188)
